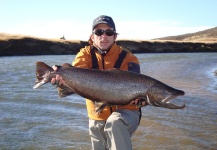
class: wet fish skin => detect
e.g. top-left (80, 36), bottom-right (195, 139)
top-left (33, 61), bottom-right (185, 109)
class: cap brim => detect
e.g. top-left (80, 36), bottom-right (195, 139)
top-left (93, 21), bottom-right (114, 30)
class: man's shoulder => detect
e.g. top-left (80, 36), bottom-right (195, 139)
top-left (119, 45), bottom-right (132, 53)
top-left (80, 45), bottom-right (92, 53)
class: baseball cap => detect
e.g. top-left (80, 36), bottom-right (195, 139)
top-left (92, 15), bottom-right (116, 32)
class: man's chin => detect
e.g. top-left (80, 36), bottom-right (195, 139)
top-left (99, 46), bottom-right (110, 51)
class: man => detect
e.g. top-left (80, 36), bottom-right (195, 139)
top-left (52, 15), bottom-right (146, 150)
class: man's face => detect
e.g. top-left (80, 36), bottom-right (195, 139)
top-left (91, 23), bottom-right (117, 50)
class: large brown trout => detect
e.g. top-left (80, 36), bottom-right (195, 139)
top-left (33, 61), bottom-right (185, 110)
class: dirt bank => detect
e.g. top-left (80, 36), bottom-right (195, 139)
top-left (0, 34), bottom-right (217, 56)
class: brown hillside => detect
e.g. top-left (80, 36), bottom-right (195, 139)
top-left (155, 27), bottom-right (217, 42)
top-left (0, 31), bottom-right (217, 56)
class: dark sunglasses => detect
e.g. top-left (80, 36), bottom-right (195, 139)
top-left (93, 29), bottom-right (116, 36)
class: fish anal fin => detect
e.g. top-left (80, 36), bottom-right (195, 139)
top-left (57, 84), bottom-right (75, 98)
top-left (95, 102), bottom-right (108, 113)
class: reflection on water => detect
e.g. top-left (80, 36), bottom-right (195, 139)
top-left (0, 53), bottom-right (216, 150)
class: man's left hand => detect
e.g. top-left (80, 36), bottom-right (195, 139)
top-left (130, 98), bottom-right (147, 107)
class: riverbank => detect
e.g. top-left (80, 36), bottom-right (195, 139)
top-left (0, 33), bottom-right (217, 56)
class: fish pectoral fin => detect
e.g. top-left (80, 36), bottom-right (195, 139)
top-left (95, 102), bottom-right (108, 114)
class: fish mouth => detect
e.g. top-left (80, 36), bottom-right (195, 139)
top-left (147, 94), bottom-right (185, 109)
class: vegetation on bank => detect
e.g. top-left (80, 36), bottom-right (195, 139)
top-left (0, 28), bottom-right (217, 56)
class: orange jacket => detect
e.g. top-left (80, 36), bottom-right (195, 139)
top-left (72, 43), bottom-right (140, 120)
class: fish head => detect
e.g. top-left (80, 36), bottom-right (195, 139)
top-left (146, 82), bottom-right (185, 109)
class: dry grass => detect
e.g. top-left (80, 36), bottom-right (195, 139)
top-left (1, 27), bottom-right (217, 44)
top-left (155, 27), bottom-right (217, 43)
top-left (0, 33), bottom-right (81, 43)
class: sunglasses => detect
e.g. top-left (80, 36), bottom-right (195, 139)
top-left (93, 29), bottom-right (116, 36)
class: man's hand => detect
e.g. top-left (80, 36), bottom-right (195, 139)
top-left (130, 98), bottom-right (147, 107)
top-left (51, 65), bottom-right (65, 86)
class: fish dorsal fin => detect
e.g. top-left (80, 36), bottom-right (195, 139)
top-left (106, 68), bottom-right (129, 75)
top-left (61, 63), bottom-right (73, 68)
top-left (107, 68), bottom-right (121, 72)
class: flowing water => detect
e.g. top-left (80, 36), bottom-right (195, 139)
top-left (0, 53), bottom-right (216, 150)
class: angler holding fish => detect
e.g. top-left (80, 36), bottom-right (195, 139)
top-left (34, 15), bottom-right (185, 150)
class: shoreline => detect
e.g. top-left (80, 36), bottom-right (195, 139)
top-left (0, 34), bottom-right (217, 56)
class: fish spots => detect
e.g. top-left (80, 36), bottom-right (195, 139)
top-left (34, 62), bottom-right (185, 109)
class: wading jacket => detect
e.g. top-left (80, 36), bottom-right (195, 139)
top-left (72, 43), bottom-right (140, 120)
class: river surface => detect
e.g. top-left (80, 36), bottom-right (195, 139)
top-left (0, 53), bottom-right (216, 150)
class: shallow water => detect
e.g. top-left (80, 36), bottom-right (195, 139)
top-left (0, 53), bottom-right (216, 150)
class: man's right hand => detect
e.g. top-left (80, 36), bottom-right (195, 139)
top-left (51, 65), bottom-right (65, 86)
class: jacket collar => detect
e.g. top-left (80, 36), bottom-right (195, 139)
top-left (92, 42), bottom-right (117, 56)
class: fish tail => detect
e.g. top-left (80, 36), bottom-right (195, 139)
top-left (33, 61), bottom-right (54, 89)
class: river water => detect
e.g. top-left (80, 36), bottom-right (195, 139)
top-left (0, 53), bottom-right (216, 150)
